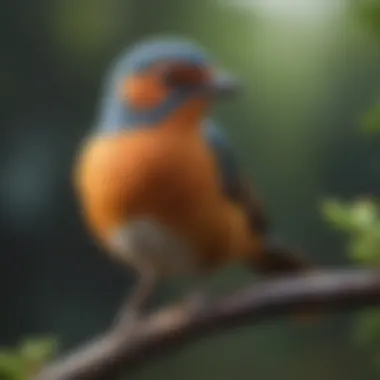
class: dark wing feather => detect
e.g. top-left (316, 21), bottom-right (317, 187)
top-left (203, 119), bottom-right (268, 233)
top-left (203, 120), bottom-right (311, 275)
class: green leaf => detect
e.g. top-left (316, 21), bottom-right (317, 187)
top-left (349, 199), bottom-right (379, 229)
top-left (323, 195), bottom-right (380, 373)
top-left (0, 338), bottom-right (58, 380)
top-left (321, 199), bottom-right (355, 231)
top-left (0, 352), bottom-right (24, 380)
top-left (19, 338), bottom-right (57, 362)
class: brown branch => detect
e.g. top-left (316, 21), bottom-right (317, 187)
top-left (34, 269), bottom-right (380, 380)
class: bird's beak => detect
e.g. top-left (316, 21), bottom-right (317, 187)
top-left (209, 70), bottom-right (241, 97)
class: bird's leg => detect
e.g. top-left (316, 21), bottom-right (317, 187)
top-left (113, 261), bottom-right (158, 330)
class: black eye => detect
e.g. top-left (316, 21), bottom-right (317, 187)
top-left (164, 65), bottom-right (207, 87)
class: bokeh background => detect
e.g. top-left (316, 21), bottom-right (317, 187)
top-left (1, 0), bottom-right (380, 379)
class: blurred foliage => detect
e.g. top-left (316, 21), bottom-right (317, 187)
top-left (323, 197), bottom-right (380, 372)
top-left (361, 97), bottom-right (380, 133)
top-left (323, 201), bottom-right (380, 371)
top-left (355, 0), bottom-right (380, 38)
top-left (0, 338), bottom-right (57, 380)
top-left (359, 0), bottom-right (380, 140)
top-left (324, 0), bottom-right (380, 354)
top-left (322, 198), bottom-right (380, 264)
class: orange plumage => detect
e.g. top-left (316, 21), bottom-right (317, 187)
top-left (74, 110), bottom-right (263, 273)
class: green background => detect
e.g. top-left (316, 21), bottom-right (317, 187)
top-left (1, 0), bottom-right (380, 379)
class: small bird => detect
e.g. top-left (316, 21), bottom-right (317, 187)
top-left (74, 36), bottom-right (312, 321)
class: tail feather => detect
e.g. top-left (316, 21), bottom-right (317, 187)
top-left (256, 244), bottom-right (312, 276)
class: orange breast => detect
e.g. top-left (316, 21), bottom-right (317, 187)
top-left (73, 128), bottom-right (260, 269)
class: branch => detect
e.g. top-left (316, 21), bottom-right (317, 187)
top-left (34, 269), bottom-right (380, 380)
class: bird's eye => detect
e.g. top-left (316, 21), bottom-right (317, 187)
top-left (163, 65), bottom-right (208, 87)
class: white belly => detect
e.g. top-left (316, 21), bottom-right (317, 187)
top-left (107, 217), bottom-right (198, 276)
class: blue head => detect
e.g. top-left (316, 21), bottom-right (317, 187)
top-left (95, 36), bottom-right (240, 134)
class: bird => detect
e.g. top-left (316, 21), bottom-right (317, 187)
top-left (73, 36), bottom-right (312, 322)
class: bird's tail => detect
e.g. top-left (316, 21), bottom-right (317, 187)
top-left (255, 243), bottom-right (312, 275)
top-left (248, 242), bottom-right (321, 324)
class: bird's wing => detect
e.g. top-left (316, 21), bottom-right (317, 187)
top-left (202, 119), bottom-right (268, 235)
top-left (202, 120), bottom-right (311, 275)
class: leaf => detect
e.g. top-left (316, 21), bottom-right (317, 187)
top-left (321, 199), bottom-right (355, 231)
top-left (19, 338), bottom-right (58, 378)
top-left (0, 338), bottom-right (58, 380)
top-left (19, 337), bottom-right (57, 362)
top-left (323, 195), bottom-right (380, 374)
top-left (0, 351), bottom-right (24, 380)
top-left (349, 199), bottom-right (379, 230)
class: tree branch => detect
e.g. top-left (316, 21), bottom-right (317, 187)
top-left (34, 269), bottom-right (380, 380)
